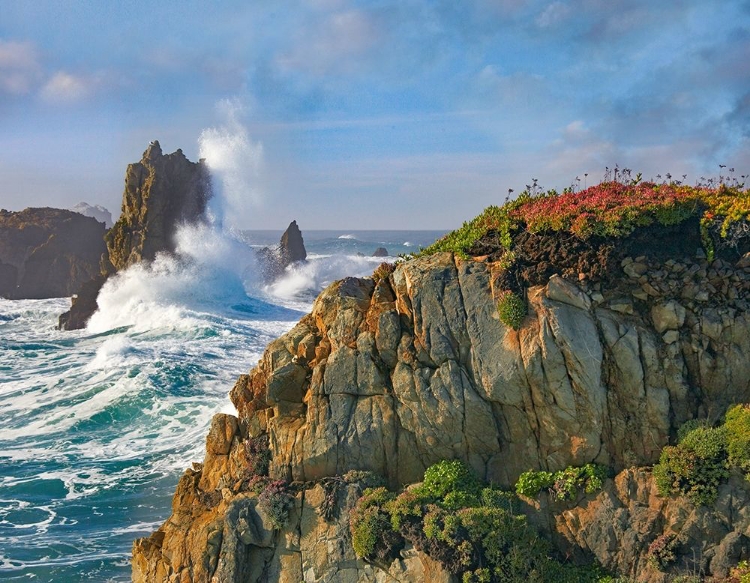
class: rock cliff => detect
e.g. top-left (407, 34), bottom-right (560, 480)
top-left (105, 141), bottom-right (210, 272)
top-left (59, 141), bottom-right (211, 329)
top-left (133, 237), bottom-right (750, 581)
top-left (0, 207), bottom-right (107, 299)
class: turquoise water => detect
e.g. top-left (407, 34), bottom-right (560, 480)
top-left (0, 229), bottom-right (444, 581)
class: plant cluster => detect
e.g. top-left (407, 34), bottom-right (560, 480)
top-left (349, 460), bottom-right (611, 582)
top-left (497, 291), bottom-right (527, 331)
top-left (725, 404), bottom-right (750, 477)
top-left (654, 406), bottom-right (750, 507)
top-left (257, 479), bottom-right (295, 529)
top-left (244, 435), bottom-right (272, 477)
top-left (654, 425), bottom-right (729, 506)
top-left (372, 261), bottom-right (396, 283)
top-left (417, 180), bottom-right (749, 261)
top-left (515, 464), bottom-right (607, 501)
top-left (647, 533), bottom-right (680, 570)
top-left (728, 559), bottom-right (750, 583)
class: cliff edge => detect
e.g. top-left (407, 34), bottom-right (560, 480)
top-left (133, 180), bottom-right (750, 582)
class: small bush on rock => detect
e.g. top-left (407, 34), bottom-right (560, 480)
top-left (654, 425), bottom-right (729, 505)
top-left (515, 464), bottom-right (607, 501)
top-left (419, 459), bottom-right (481, 500)
top-left (258, 479), bottom-right (294, 529)
top-left (497, 291), bottom-right (527, 330)
top-left (244, 435), bottom-right (271, 476)
top-left (647, 533), bottom-right (680, 570)
top-left (350, 487), bottom-right (402, 560)
top-left (725, 404), bottom-right (750, 477)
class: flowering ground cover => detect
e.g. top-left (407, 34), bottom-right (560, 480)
top-left (419, 181), bottom-right (750, 260)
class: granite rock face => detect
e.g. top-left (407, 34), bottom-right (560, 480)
top-left (105, 141), bottom-right (210, 272)
top-left (134, 250), bottom-right (750, 582)
top-left (59, 142), bottom-right (211, 329)
top-left (0, 207), bottom-right (107, 299)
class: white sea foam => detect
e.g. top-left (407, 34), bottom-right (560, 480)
top-left (265, 254), bottom-right (389, 309)
top-left (338, 234), bottom-right (356, 239)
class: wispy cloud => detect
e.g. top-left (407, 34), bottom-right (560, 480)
top-left (40, 71), bottom-right (91, 102)
top-left (0, 40), bottom-right (40, 95)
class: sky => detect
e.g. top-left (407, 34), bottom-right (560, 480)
top-left (0, 0), bottom-right (748, 230)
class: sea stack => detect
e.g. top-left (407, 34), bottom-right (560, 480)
top-left (58, 141), bottom-right (211, 330)
top-left (256, 220), bottom-right (308, 280)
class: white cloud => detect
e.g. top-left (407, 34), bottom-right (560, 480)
top-left (0, 40), bottom-right (40, 95)
top-left (537, 1), bottom-right (571, 28)
top-left (40, 71), bottom-right (91, 103)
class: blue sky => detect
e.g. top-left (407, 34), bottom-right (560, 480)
top-left (0, 0), bottom-right (748, 229)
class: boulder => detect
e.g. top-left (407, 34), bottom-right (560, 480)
top-left (372, 247), bottom-right (389, 257)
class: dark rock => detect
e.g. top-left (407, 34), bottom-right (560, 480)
top-left (372, 247), bottom-right (389, 257)
top-left (256, 220), bottom-right (308, 280)
top-left (57, 275), bottom-right (106, 330)
top-left (279, 220), bottom-right (306, 265)
top-left (0, 208), bottom-right (107, 299)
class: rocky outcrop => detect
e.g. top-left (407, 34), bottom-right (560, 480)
top-left (105, 141), bottom-right (210, 272)
top-left (372, 247), bottom-right (389, 257)
top-left (0, 207), bottom-right (107, 299)
top-left (59, 141), bottom-right (211, 329)
top-left (134, 246), bottom-right (750, 581)
top-left (133, 414), bottom-right (453, 583)
top-left (71, 202), bottom-right (113, 228)
top-left (257, 220), bottom-right (307, 280)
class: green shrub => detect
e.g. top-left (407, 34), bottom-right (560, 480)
top-left (350, 487), bottom-right (401, 559)
top-left (420, 459), bottom-right (481, 500)
top-left (515, 464), bottom-right (607, 501)
top-left (515, 470), bottom-right (554, 498)
top-left (497, 291), bottom-right (527, 330)
top-left (653, 426), bottom-right (729, 505)
top-left (676, 419), bottom-right (709, 444)
top-left (725, 404), bottom-right (750, 475)
top-left (386, 489), bottom-right (428, 531)
top-left (350, 460), bottom-right (610, 581)
top-left (550, 464), bottom-right (607, 501)
top-left (480, 486), bottom-right (517, 511)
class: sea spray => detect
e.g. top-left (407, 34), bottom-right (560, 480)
top-left (198, 99), bottom-right (264, 230)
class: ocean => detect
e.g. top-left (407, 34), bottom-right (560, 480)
top-left (0, 228), bottom-right (445, 581)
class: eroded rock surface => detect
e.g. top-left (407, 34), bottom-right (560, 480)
top-left (134, 250), bottom-right (750, 582)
